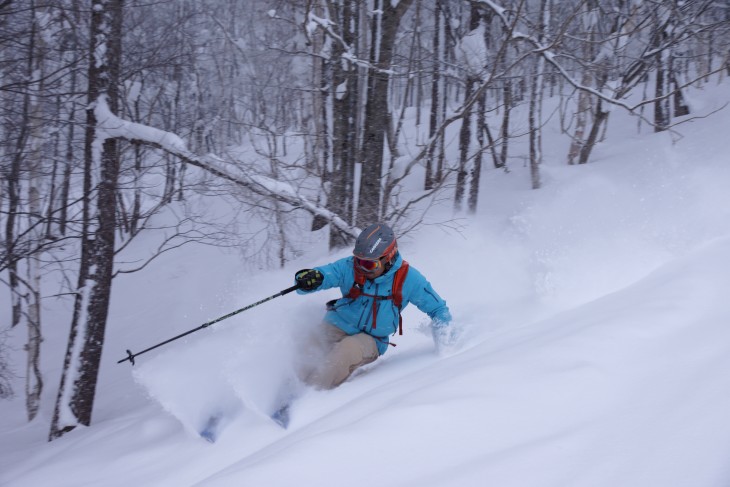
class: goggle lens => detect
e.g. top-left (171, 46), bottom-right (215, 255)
top-left (355, 257), bottom-right (382, 272)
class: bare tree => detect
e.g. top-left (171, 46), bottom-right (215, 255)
top-left (425, 0), bottom-right (443, 190)
top-left (50, 0), bottom-right (124, 441)
top-left (0, 0), bottom-right (80, 421)
top-left (24, 1), bottom-right (47, 419)
top-left (322, 0), bottom-right (361, 248)
top-left (475, 0), bottom-right (729, 168)
top-left (356, 0), bottom-right (415, 226)
top-left (527, 0), bottom-right (549, 189)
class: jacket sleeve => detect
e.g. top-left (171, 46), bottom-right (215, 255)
top-left (296, 257), bottom-right (353, 295)
top-left (405, 266), bottom-right (452, 326)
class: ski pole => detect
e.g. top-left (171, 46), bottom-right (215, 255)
top-left (117, 283), bottom-right (300, 366)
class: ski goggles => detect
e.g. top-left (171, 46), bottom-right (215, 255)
top-left (354, 256), bottom-right (385, 273)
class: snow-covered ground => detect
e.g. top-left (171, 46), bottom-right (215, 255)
top-left (2, 81), bottom-right (730, 487)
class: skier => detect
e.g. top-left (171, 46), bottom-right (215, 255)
top-left (294, 223), bottom-right (453, 390)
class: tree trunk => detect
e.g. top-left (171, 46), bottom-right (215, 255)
top-left (25, 0), bottom-right (46, 420)
top-left (5, 148), bottom-right (22, 329)
top-left (50, 0), bottom-right (123, 441)
top-left (499, 81), bottom-right (511, 168)
top-left (529, 0), bottom-right (548, 187)
top-left (455, 77), bottom-right (475, 211)
top-left (529, 58), bottom-right (542, 189)
top-left (567, 1), bottom-right (594, 165)
top-left (468, 91), bottom-right (487, 213)
top-left (654, 49), bottom-right (669, 132)
top-left (651, 12), bottom-right (671, 134)
top-left (46, 94), bottom-right (61, 241)
top-left (24, 262), bottom-right (42, 421)
top-left (329, 0), bottom-right (358, 248)
top-left (357, 0), bottom-right (414, 226)
top-left (567, 72), bottom-right (592, 165)
top-left (670, 60), bottom-right (690, 117)
top-left (425, 0), bottom-right (441, 190)
top-left (58, 65), bottom-right (78, 237)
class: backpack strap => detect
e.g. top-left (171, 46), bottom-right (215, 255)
top-left (343, 260), bottom-right (410, 334)
top-left (392, 261), bottom-right (409, 335)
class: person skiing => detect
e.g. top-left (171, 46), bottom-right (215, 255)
top-left (294, 223), bottom-right (452, 390)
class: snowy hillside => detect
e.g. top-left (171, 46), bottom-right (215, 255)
top-left (2, 82), bottom-right (730, 487)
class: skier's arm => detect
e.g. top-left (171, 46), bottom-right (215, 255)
top-left (295, 257), bottom-right (352, 294)
top-left (406, 269), bottom-right (452, 325)
top-left (405, 268), bottom-right (454, 351)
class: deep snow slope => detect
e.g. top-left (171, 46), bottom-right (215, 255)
top-left (193, 238), bottom-right (730, 487)
top-left (4, 236), bottom-right (730, 487)
top-left (1, 81), bottom-right (730, 487)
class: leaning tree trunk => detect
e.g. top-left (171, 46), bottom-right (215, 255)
top-left (578, 98), bottom-right (609, 164)
top-left (50, 0), bottom-right (123, 441)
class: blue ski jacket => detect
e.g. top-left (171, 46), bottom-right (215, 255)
top-left (298, 253), bottom-right (452, 354)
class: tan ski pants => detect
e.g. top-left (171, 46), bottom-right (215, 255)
top-left (301, 323), bottom-right (379, 390)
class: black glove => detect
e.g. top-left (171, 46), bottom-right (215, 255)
top-left (295, 269), bottom-right (324, 291)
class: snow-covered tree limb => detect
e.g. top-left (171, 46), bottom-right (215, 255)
top-left (93, 96), bottom-right (359, 239)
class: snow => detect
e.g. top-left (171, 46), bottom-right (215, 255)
top-left (335, 80), bottom-right (348, 100)
top-left (456, 24), bottom-right (488, 75)
top-left (2, 82), bottom-right (730, 486)
top-left (94, 95), bottom-right (187, 151)
top-left (307, 12), bottom-right (333, 38)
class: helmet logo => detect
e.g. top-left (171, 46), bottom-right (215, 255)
top-left (369, 237), bottom-right (382, 255)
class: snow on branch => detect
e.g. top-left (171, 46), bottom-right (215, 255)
top-left (303, 10), bottom-right (394, 74)
top-left (93, 96), bottom-right (358, 239)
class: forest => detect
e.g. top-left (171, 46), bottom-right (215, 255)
top-left (1, 0), bottom-right (728, 442)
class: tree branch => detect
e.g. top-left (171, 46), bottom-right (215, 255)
top-left (92, 95), bottom-right (359, 239)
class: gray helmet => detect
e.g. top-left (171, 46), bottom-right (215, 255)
top-left (353, 223), bottom-right (398, 261)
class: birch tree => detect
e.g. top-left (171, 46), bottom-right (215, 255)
top-left (0, 0), bottom-right (75, 420)
top-left (527, 0), bottom-right (549, 189)
top-left (23, 0), bottom-right (49, 421)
